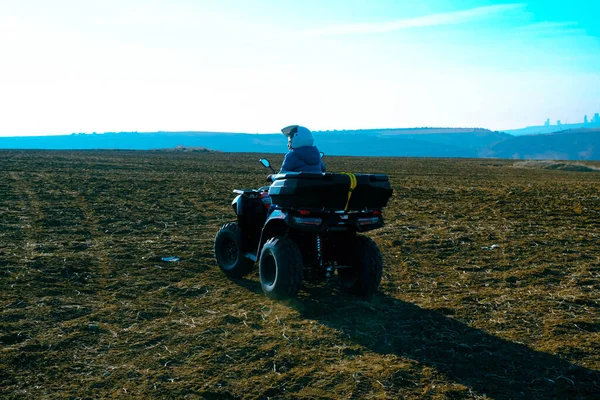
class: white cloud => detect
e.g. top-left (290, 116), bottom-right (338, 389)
top-left (303, 3), bottom-right (526, 37)
top-left (516, 21), bottom-right (583, 36)
top-left (519, 21), bottom-right (579, 31)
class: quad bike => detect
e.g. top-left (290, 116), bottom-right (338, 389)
top-left (214, 157), bottom-right (393, 299)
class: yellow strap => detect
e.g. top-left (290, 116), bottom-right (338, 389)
top-left (340, 172), bottom-right (357, 211)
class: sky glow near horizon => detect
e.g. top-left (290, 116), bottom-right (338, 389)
top-left (0, 0), bottom-right (599, 136)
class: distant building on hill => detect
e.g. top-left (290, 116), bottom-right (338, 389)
top-left (557, 120), bottom-right (562, 126)
top-left (584, 115), bottom-right (588, 124)
top-left (593, 113), bottom-right (600, 124)
top-left (544, 118), bottom-right (550, 126)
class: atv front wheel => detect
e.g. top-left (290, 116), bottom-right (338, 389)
top-left (214, 222), bottom-right (254, 278)
top-left (259, 237), bottom-right (303, 299)
top-left (338, 235), bottom-right (383, 296)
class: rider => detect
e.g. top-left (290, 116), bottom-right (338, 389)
top-left (280, 125), bottom-right (326, 173)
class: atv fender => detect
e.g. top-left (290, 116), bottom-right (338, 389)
top-left (256, 210), bottom-right (288, 261)
top-left (232, 194), bottom-right (243, 215)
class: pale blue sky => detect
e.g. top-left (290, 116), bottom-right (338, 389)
top-left (1, 0), bottom-right (599, 136)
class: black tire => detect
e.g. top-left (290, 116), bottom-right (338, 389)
top-left (259, 237), bottom-right (303, 299)
top-left (214, 222), bottom-right (254, 278)
top-left (338, 235), bottom-right (383, 296)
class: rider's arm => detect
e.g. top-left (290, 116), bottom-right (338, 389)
top-left (280, 151), bottom-right (298, 173)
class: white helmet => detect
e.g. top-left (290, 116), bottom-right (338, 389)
top-left (281, 125), bottom-right (314, 148)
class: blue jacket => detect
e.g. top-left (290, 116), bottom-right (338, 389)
top-left (280, 146), bottom-right (326, 173)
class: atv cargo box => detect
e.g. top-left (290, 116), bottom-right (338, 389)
top-left (268, 172), bottom-right (392, 210)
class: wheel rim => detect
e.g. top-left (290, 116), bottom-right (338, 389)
top-left (218, 237), bottom-right (238, 269)
top-left (261, 252), bottom-right (277, 287)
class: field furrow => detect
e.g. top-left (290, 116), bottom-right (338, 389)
top-left (1, 151), bottom-right (599, 399)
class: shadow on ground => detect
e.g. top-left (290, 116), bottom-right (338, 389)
top-left (285, 286), bottom-right (600, 400)
top-left (221, 277), bottom-right (600, 400)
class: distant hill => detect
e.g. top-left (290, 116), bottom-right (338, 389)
top-left (0, 128), bottom-right (509, 158)
top-left (0, 127), bottom-right (599, 160)
top-left (153, 145), bottom-right (217, 153)
top-left (484, 128), bottom-right (600, 160)
top-left (504, 121), bottom-right (600, 136)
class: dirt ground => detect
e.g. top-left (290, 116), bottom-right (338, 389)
top-left (1, 150), bottom-right (599, 399)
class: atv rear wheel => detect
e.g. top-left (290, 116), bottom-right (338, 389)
top-left (214, 222), bottom-right (254, 278)
top-left (259, 237), bottom-right (303, 299)
top-left (338, 235), bottom-right (383, 296)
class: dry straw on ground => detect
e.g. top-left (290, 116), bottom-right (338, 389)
top-left (513, 160), bottom-right (600, 172)
top-left (1, 151), bottom-right (599, 399)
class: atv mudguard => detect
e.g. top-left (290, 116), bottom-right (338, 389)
top-left (254, 209), bottom-right (289, 262)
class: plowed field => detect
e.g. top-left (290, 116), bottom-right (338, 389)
top-left (1, 150), bottom-right (599, 399)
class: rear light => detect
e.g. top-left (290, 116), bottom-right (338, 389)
top-left (299, 210), bottom-right (311, 215)
top-left (373, 210), bottom-right (381, 215)
top-left (259, 192), bottom-right (271, 209)
top-left (293, 217), bottom-right (322, 226)
top-left (357, 217), bottom-right (380, 226)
